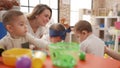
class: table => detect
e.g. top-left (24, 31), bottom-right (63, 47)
top-left (0, 54), bottom-right (120, 68)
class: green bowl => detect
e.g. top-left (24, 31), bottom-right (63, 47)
top-left (49, 42), bottom-right (79, 68)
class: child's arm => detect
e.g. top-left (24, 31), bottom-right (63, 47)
top-left (0, 38), bottom-right (6, 49)
top-left (105, 46), bottom-right (120, 61)
top-left (66, 27), bottom-right (71, 33)
top-left (61, 22), bottom-right (71, 30)
top-left (26, 33), bottom-right (49, 50)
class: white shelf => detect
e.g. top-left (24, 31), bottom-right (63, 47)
top-left (99, 28), bottom-right (105, 30)
top-left (93, 16), bottom-right (119, 41)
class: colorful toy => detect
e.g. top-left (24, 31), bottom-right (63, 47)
top-left (16, 56), bottom-right (31, 68)
top-left (79, 52), bottom-right (86, 61)
top-left (2, 48), bottom-right (32, 66)
top-left (32, 51), bottom-right (46, 68)
top-left (104, 53), bottom-right (109, 58)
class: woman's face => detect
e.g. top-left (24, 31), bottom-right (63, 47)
top-left (36, 9), bottom-right (51, 26)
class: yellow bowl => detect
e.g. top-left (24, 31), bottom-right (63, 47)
top-left (2, 48), bottom-right (32, 66)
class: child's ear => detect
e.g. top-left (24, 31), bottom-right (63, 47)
top-left (35, 15), bottom-right (39, 18)
top-left (82, 30), bottom-right (87, 35)
top-left (6, 25), bottom-right (13, 32)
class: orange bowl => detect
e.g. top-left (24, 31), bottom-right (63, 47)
top-left (2, 48), bottom-right (32, 66)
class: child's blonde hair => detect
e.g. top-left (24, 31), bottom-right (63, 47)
top-left (74, 20), bottom-right (92, 33)
top-left (49, 23), bottom-right (66, 40)
top-left (50, 23), bottom-right (65, 31)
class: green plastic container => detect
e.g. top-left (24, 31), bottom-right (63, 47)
top-left (49, 42), bottom-right (79, 68)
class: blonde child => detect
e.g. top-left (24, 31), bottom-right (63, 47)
top-left (74, 20), bottom-right (105, 57)
top-left (0, 10), bottom-right (48, 50)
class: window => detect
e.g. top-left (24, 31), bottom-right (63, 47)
top-left (20, 0), bottom-right (58, 23)
top-left (70, 0), bottom-right (92, 26)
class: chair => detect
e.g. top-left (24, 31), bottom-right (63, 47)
top-left (0, 22), bottom-right (7, 39)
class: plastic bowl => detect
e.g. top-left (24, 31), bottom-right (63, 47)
top-left (49, 42), bottom-right (79, 68)
top-left (2, 48), bottom-right (32, 66)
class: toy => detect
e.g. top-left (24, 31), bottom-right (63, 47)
top-left (2, 48), bottom-right (32, 66)
top-left (79, 52), bottom-right (86, 61)
top-left (16, 56), bottom-right (31, 68)
top-left (32, 51), bottom-right (46, 68)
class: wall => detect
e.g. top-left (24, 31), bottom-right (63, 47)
top-left (105, 0), bottom-right (120, 10)
top-left (92, 0), bottom-right (120, 16)
top-left (59, 0), bottom-right (70, 24)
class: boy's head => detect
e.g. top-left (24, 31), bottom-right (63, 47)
top-left (49, 23), bottom-right (66, 43)
top-left (74, 20), bottom-right (92, 42)
top-left (2, 10), bottom-right (28, 38)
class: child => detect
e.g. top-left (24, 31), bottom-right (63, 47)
top-left (0, 10), bottom-right (48, 50)
top-left (74, 20), bottom-right (105, 57)
top-left (49, 23), bottom-right (71, 43)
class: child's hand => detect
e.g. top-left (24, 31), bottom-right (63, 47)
top-left (61, 22), bottom-right (70, 29)
top-left (60, 18), bottom-right (70, 29)
top-left (104, 46), bottom-right (109, 54)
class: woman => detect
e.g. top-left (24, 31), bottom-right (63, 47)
top-left (27, 4), bottom-right (52, 39)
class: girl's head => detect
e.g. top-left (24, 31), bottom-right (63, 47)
top-left (2, 10), bottom-right (28, 38)
top-left (74, 20), bottom-right (92, 42)
top-left (49, 23), bottom-right (66, 43)
top-left (27, 4), bottom-right (52, 26)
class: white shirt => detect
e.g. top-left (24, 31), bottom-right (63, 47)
top-left (80, 34), bottom-right (105, 57)
top-left (0, 33), bottom-right (48, 50)
top-left (27, 19), bottom-right (55, 42)
top-left (27, 22), bottom-right (47, 39)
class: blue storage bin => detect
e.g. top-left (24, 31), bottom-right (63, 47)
top-left (100, 24), bottom-right (104, 28)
